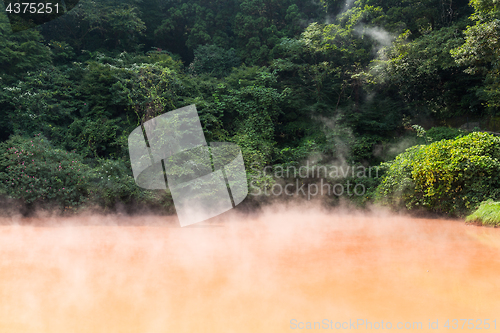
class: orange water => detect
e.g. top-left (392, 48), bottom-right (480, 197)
top-left (0, 205), bottom-right (499, 332)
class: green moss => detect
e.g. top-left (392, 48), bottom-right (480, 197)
top-left (466, 200), bottom-right (500, 227)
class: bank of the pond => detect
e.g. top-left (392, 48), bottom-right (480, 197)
top-left (466, 200), bottom-right (500, 227)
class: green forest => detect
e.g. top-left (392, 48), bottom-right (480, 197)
top-left (1, 0), bottom-right (500, 219)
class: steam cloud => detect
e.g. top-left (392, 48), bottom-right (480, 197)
top-left (354, 24), bottom-right (396, 61)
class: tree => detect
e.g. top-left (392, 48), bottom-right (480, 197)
top-left (451, 0), bottom-right (500, 111)
top-left (383, 21), bottom-right (481, 120)
top-left (0, 14), bottom-right (52, 83)
top-left (188, 44), bottom-right (240, 78)
top-left (40, 0), bottom-right (146, 53)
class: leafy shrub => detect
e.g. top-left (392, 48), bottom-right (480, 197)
top-left (49, 40), bottom-right (75, 64)
top-left (0, 64), bottom-right (81, 141)
top-left (88, 158), bottom-right (137, 208)
top-left (0, 14), bottom-right (52, 83)
top-left (0, 134), bottom-right (174, 213)
top-left (466, 199), bottom-right (500, 227)
top-left (65, 118), bottom-right (123, 159)
top-left (426, 127), bottom-right (466, 142)
top-left (374, 146), bottom-right (419, 209)
top-left (0, 134), bottom-right (92, 209)
top-left (376, 132), bottom-right (500, 215)
top-left (411, 125), bottom-right (465, 143)
top-left (342, 172), bottom-right (385, 208)
top-left (88, 158), bottom-right (173, 211)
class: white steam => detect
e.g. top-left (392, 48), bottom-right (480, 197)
top-left (354, 24), bottom-right (396, 60)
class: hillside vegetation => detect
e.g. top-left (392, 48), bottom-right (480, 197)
top-left (0, 0), bottom-right (499, 215)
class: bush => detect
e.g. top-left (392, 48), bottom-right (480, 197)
top-left (376, 132), bottom-right (500, 215)
top-left (426, 126), bottom-right (466, 142)
top-left (0, 134), bottom-right (175, 213)
top-left (342, 173), bottom-right (384, 208)
top-left (49, 40), bottom-right (75, 64)
top-left (466, 199), bottom-right (500, 227)
top-left (88, 158), bottom-right (173, 211)
top-left (0, 134), bottom-right (92, 209)
top-left (88, 158), bottom-right (138, 208)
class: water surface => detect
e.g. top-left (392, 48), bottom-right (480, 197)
top-left (0, 206), bottom-right (499, 332)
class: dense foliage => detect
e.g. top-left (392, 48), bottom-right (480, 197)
top-left (376, 132), bottom-right (500, 215)
top-left (0, 134), bottom-right (91, 208)
top-left (0, 135), bottom-right (173, 213)
top-left (0, 0), bottom-right (499, 215)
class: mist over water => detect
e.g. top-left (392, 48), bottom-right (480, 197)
top-left (1, 204), bottom-right (499, 332)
